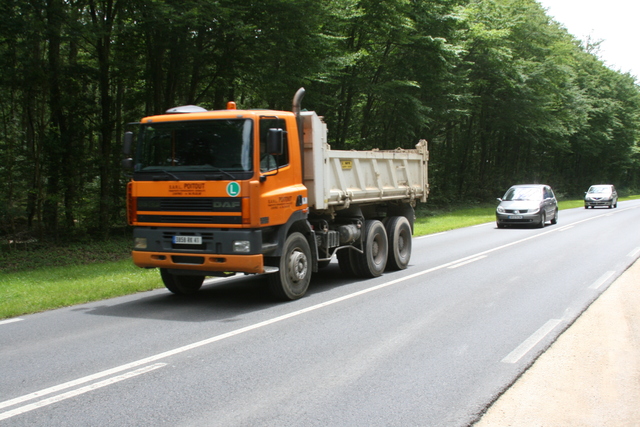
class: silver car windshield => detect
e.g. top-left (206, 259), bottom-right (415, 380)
top-left (588, 186), bottom-right (610, 194)
top-left (504, 187), bottom-right (542, 201)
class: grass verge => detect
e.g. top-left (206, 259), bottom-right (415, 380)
top-left (1, 196), bottom-right (638, 319)
top-left (0, 260), bottom-right (161, 319)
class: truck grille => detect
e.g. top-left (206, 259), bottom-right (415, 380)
top-left (136, 197), bottom-right (242, 225)
top-left (137, 197), bottom-right (241, 212)
top-left (137, 215), bottom-right (241, 224)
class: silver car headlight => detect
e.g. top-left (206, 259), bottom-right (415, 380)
top-left (497, 206), bottom-right (505, 213)
top-left (529, 208), bottom-right (540, 214)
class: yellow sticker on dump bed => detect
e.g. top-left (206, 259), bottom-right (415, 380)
top-left (341, 160), bottom-right (353, 170)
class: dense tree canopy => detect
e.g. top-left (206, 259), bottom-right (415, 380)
top-left (1, 0), bottom-right (639, 241)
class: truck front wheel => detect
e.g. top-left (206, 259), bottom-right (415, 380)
top-left (160, 269), bottom-right (204, 295)
top-left (355, 220), bottom-right (388, 278)
top-left (268, 232), bottom-right (312, 300)
top-left (386, 216), bottom-right (412, 270)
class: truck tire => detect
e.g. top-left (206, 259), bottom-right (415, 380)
top-left (385, 216), bottom-right (412, 270)
top-left (160, 268), bottom-right (204, 295)
top-left (337, 248), bottom-right (359, 277)
top-left (268, 232), bottom-right (312, 300)
top-left (354, 220), bottom-right (388, 278)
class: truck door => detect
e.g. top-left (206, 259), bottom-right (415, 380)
top-left (258, 116), bottom-right (305, 227)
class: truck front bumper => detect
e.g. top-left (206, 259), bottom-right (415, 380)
top-left (131, 227), bottom-right (266, 274)
top-left (132, 251), bottom-right (265, 274)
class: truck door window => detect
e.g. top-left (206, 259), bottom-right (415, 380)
top-left (259, 118), bottom-right (289, 172)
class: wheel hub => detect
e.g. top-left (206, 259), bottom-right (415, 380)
top-left (371, 240), bottom-right (379, 258)
top-left (288, 249), bottom-right (308, 282)
top-left (398, 235), bottom-right (405, 252)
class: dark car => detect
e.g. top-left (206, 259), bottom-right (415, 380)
top-left (584, 184), bottom-right (618, 209)
top-left (496, 184), bottom-right (558, 228)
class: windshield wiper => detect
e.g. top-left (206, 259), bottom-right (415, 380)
top-left (202, 165), bottom-right (236, 180)
top-left (148, 170), bottom-right (181, 180)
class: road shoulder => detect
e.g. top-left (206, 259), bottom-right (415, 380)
top-left (475, 258), bottom-right (640, 426)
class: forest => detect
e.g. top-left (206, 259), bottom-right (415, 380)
top-left (1, 0), bottom-right (639, 243)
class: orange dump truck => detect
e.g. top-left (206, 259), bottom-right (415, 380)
top-left (122, 89), bottom-right (429, 300)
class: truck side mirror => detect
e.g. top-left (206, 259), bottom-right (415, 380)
top-left (122, 131), bottom-right (134, 170)
top-left (267, 128), bottom-right (284, 156)
top-left (123, 131), bottom-right (133, 155)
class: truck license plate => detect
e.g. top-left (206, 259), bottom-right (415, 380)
top-left (173, 236), bottom-right (202, 245)
top-left (508, 215), bottom-right (523, 219)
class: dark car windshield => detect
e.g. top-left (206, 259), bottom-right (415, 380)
top-left (134, 119), bottom-right (253, 180)
top-left (503, 187), bottom-right (542, 201)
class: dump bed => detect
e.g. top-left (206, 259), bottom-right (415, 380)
top-left (301, 112), bottom-right (429, 211)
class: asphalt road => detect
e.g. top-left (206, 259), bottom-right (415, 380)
top-left (1, 200), bottom-right (639, 426)
top-left (475, 257), bottom-right (640, 426)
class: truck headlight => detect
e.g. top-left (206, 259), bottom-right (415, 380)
top-left (233, 240), bottom-right (251, 253)
top-left (134, 237), bottom-right (147, 249)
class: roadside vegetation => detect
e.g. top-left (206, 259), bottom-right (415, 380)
top-left (2, 0), bottom-right (640, 245)
top-left (2, 195), bottom-right (638, 320)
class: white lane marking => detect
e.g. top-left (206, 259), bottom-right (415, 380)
top-left (627, 247), bottom-right (640, 258)
top-left (0, 364), bottom-right (166, 421)
top-left (589, 271), bottom-right (616, 290)
top-left (2, 206), bottom-right (637, 415)
top-left (502, 319), bottom-right (562, 364)
top-left (0, 318), bottom-right (23, 326)
top-left (416, 232), bottom-right (448, 239)
top-left (473, 223), bottom-right (493, 228)
top-left (558, 225), bottom-right (574, 232)
top-left (0, 251), bottom-right (513, 413)
top-left (448, 255), bottom-right (487, 269)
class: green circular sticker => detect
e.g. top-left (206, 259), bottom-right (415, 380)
top-left (226, 182), bottom-right (240, 197)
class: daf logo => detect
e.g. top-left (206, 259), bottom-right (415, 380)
top-left (213, 201), bottom-right (241, 208)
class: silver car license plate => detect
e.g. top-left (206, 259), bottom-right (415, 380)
top-left (508, 215), bottom-right (523, 219)
top-left (173, 236), bottom-right (202, 245)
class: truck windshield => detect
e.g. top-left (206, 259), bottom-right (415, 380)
top-left (134, 119), bottom-right (253, 179)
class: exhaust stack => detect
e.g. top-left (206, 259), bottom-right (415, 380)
top-left (293, 88), bottom-right (306, 181)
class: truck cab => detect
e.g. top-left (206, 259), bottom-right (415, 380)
top-left (123, 89), bottom-right (428, 300)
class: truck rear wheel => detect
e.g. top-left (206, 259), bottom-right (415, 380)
top-left (355, 220), bottom-right (388, 278)
top-left (160, 269), bottom-right (204, 295)
top-left (337, 248), bottom-right (359, 277)
top-left (385, 216), bottom-right (412, 270)
top-left (268, 232), bottom-right (312, 300)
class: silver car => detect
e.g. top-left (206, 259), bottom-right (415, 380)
top-left (584, 184), bottom-right (618, 209)
top-left (496, 184), bottom-right (559, 228)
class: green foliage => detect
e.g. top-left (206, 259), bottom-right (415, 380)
top-left (0, 0), bottom-right (639, 242)
top-left (0, 236), bottom-right (132, 272)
